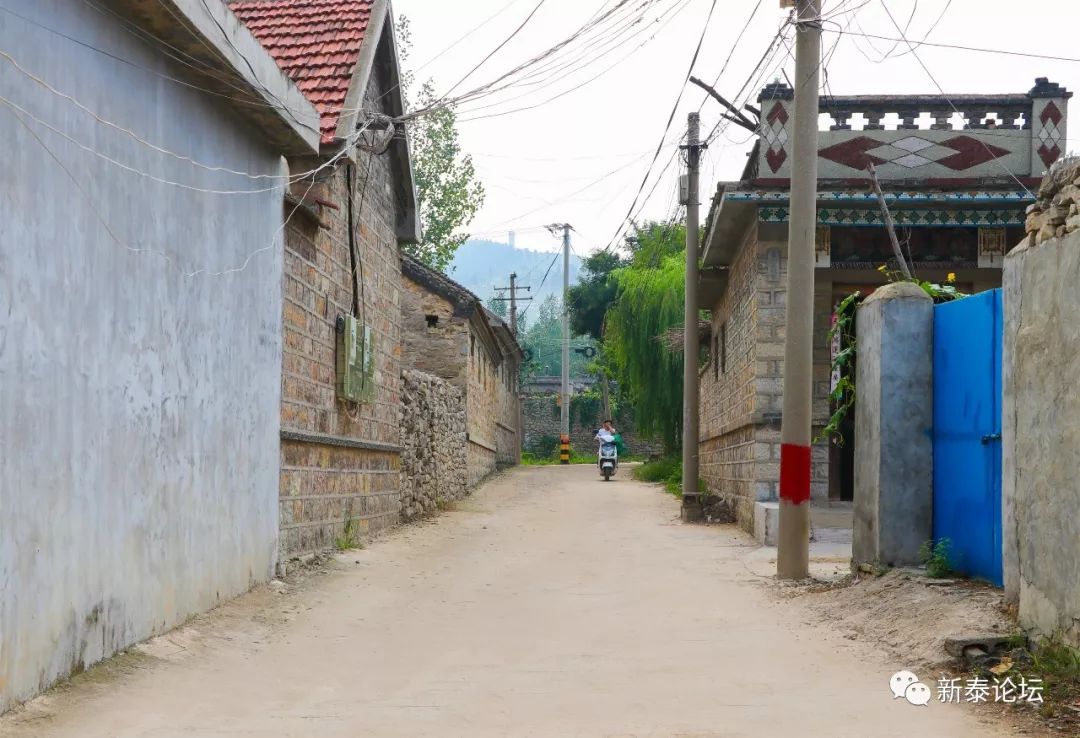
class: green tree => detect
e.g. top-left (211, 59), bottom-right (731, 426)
top-left (519, 294), bottom-right (594, 381)
top-left (397, 16), bottom-right (485, 272)
top-left (566, 250), bottom-right (626, 341)
top-left (487, 294), bottom-right (508, 319)
top-left (603, 221), bottom-right (687, 452)
top-left (624, 219), bottom-right (685, 269)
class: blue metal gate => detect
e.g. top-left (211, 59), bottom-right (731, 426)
top-left (932, 289), bottom-right (1003, 585)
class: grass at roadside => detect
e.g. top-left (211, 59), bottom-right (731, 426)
top-left (631, 457), bottom-right (705, 497)
top-left (521, 451), bottom-right (648, 466)
top-left (991, 636), bottom-right (1080, 727)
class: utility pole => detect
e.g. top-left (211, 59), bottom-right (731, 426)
top-left (681, 112), bottom-right (703, 521)
top-left (777, 0), bottom-right (822, 580)
top-left (491, 276), bottom-right (531, 337)
top-left (544, 223), bottom-right (573, 464)
top-left (510, 272), bottom-right (518, 336)
top-left (561, 223), bottom-right (571, 463)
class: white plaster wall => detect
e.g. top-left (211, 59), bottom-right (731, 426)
top-left (0, 0), bottom-right (284, 710)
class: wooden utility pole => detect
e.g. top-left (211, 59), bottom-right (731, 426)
top-left (681, 112), bottom-right (703, 521)
top-left (777, 0), bottom-right (822, 580)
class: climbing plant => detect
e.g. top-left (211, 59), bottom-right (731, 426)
top-left (817, 268), bottom-right (966, 446)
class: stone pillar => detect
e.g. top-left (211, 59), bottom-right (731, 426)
top-left (852, 283), bottom-right (934, 568)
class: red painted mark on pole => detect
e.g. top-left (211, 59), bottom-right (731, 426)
top-left (780, 443), bottom-right (811, 505)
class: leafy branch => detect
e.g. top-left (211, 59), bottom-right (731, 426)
top-left (816, 268), bottom-right (966, 446)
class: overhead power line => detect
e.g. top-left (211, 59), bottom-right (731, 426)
top-left (599, 0), bottom-right (720, 253)
top-left (877, 3), bottom-right (1036, 198)
top-left (820, 27), bottom-right (1080, 64)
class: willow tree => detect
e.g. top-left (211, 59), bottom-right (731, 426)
top-left (605, 247), bottom-right (686, 453)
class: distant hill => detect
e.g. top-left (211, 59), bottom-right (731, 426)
top-left (448, 239), bottom-right (583, 309)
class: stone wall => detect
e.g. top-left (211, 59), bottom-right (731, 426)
top-left (521, 395), bottom-right (662, 458)
top-left (400, 276), bottom-right (469, 387)
top-left (278, 67), bottom-right (404, 560)
top-left (1003, 158), bottom-right (1080, 645)
top-left (399, 370), bottom-right (467, 520)
top-left (400, 268), bottom-right (521, 483)
top-left (466, 323), bottom-right (502, 484)
top-left (495, 360), bottom-right (522, 465)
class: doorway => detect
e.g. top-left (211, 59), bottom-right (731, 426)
top-left (827, 285), bottom-right (871, 502)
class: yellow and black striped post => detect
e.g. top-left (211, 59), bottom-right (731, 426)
top-left (559, 434), bottom-right (570, 465)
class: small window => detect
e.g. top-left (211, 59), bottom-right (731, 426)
top-left (720, 323), bottom-right (728, 375)
top-left (425, 314), bottom-right (439, 329)
top-left (471, 335), bottom-right (475, 356)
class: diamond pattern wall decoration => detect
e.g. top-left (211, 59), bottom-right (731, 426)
top-left (757, 206), bottom-right (1025, 227)
top-left (1037, 101), bottom-right (1064, 167)
top-left (762, 102), bottom-right (789, 173)
top-left (818, 134), bottom-right (1011, 171)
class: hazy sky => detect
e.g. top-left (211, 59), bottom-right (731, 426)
top-left (393, 0), bottom-right (1080, 256)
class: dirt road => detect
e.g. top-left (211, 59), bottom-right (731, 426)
top-left (2, 465), bottom-right (1018, 737)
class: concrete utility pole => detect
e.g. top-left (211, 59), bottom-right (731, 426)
top-left (510, 272), bottom-right (519, 336)
top-left (494, 274), bottom-right (533, 337)
top-left (561, 224), bottom-right (572, 458)
top-left (777, 0), bottom-right (823, 580)
top-left (492, 276), bottom-right (531, 338)
top-left (681, 112), bottom-right (703, 521)
top-left (544, 222), bottom-right (573, 464)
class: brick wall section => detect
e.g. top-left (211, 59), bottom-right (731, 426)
top-left (699, 223), bottom-right (833, 533)
top-left (700, 226), bottom-right (759, 529)
top-left (278, 71), bottom-right (403, 561)
top-left (748, 238), bottom-right (832, 503)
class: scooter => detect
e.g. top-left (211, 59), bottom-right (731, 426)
top-left (597, 433), bottom-right (618, 481)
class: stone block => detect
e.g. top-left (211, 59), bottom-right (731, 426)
top-left (754, 501), bottom-right (779, 546)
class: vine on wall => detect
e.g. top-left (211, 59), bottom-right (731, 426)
top-left (817, 268), bottom-right (965, 446)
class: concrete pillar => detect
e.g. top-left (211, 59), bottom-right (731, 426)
top-left (852, 282), bottom-right (934, 568)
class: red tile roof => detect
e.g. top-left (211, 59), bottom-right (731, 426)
top-left (229, 0), bottom-right (375, 144)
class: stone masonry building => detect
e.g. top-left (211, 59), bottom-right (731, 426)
top-left (232, 0), bottom-right (421, 559)
top-left (401, 256), bottom-right (524, 487)
top-left (699, 79), bottom-right (1069, 539)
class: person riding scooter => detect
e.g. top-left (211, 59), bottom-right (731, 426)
top-left (595, 420), bottom-right (620, 480)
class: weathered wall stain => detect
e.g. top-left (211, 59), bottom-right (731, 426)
top-left (0, 0), bottom-right (285, 712)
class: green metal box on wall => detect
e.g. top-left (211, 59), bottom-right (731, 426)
top-left (336, 314), bottom-right (374, 403)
